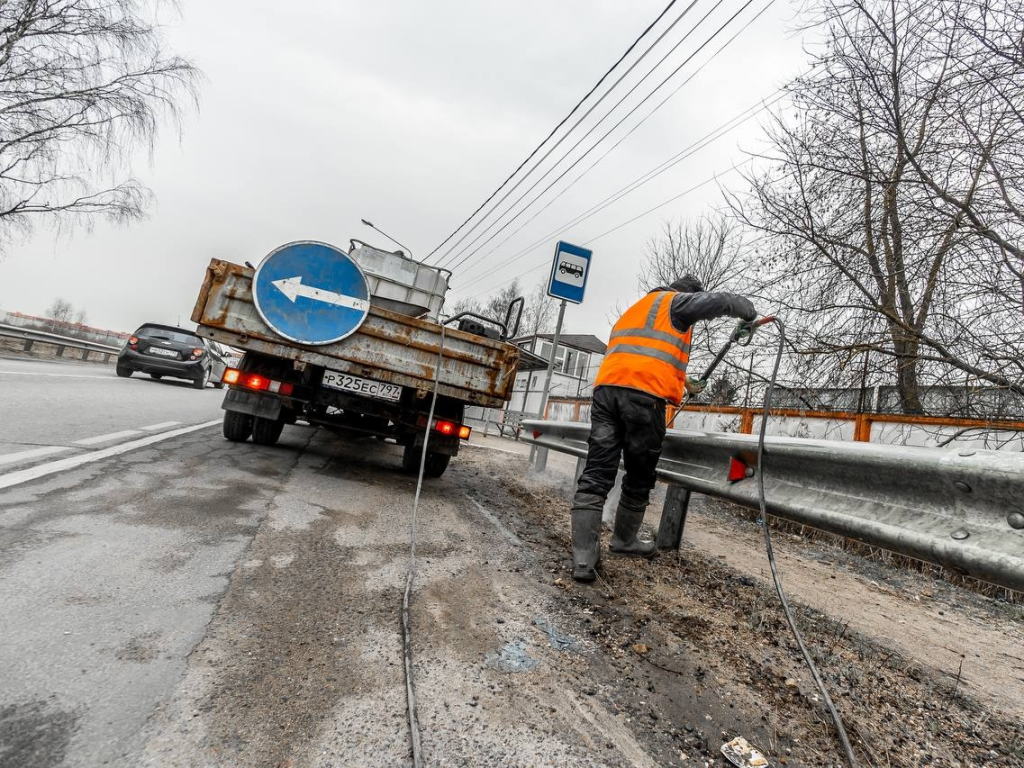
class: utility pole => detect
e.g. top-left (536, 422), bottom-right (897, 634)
top-left (533, 299), bottom-right (567, 471)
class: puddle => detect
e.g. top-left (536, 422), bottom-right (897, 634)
top-left (485, 639), bottom-right (539, 673)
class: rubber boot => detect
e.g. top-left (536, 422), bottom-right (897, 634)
top-left (570, 493), bottom-right (604, 582)
top-left (608, 497), bottom-right (657, 558)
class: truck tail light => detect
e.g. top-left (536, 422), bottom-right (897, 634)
top-left (223, 368), bottom-right (293, 397)
top-left (426, 419), bottom-right (470, 439)
top-left (245, 375), bottom-right (268, 391)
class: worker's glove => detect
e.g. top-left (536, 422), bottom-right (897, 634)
top-left (732, 320), bottom-right (755, 344)
top-left (685, 378), bottom-right (707, 396)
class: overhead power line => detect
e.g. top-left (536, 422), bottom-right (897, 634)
top-left (439, 0), bottom-right (762, 275)
top-left (424, 0), bottom-right (685, 262)
top-left (455, 81), bottom-right (787, 287)
top-left (460, 162), bottom-right (748, 296)
top-left (431, 0), bottom-right (705, 268)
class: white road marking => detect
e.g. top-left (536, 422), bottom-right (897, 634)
top-left (0, 420), bottom-right (221, 491)
top-left (74, 430), bottom-right (141, 446)
top-left (0, 446), bottom-right (73, 467)
top-left (140, 422), bottom-right (181, 431)
top-left (0, 370), bottom-right (113, 380)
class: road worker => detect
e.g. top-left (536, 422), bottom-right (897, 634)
top-left (570, 275), bottom-right (756, 582)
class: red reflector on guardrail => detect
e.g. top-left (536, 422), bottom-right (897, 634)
top-left (728, 456), bottom-right (749, 482)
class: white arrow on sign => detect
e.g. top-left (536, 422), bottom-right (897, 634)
top-left (271, 276), bottom-right (370, 311)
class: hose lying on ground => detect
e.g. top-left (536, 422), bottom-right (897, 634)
top-left (402, 322), bottom-right (446, 768)
top-left (756, 317), bottom-right (859, 767)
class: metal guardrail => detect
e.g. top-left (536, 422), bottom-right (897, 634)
top-left (0, 323), bottom-right (121, 362)
top-left (523, 419), bottom-right (1024, 593)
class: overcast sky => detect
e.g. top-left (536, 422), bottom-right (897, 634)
top-left (0, 0), bottom-right (809, 339)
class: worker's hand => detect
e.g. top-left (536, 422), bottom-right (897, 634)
top-left (685, 378), bottom-right (707, 396)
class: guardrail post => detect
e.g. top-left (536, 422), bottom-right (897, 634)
top-left (23, 339), bottom-right (33, 352)
top-left (80, 348), bottom-right (90, 361)
top-left (56, 344), bottom-right (65, 357)
top-left (573, 456), bottom-right (586, 485)
top-left (534, 446), bottom-right (549, 472)
top-left (656, 484), bottom-right (691, 550)
top-left (102, 353), bottom-right (111, 363)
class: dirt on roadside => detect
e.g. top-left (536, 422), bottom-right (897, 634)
top-left (471, 447), bottom-right (1024, 767)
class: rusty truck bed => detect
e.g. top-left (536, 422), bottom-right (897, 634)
top-left (191, 259), bottom-right (520, 408)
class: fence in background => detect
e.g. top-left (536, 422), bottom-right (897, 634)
top-left (0, 309), bottom-right (129, 348)
top-left (0, 323), bottom-right (120, 363)
top-left (538, 398), bottom-right (1024, 451)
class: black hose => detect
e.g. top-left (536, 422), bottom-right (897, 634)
top-left (402, 322), bottom-right (447, 767)
top-left (756, 317), bottom-right (859, 767)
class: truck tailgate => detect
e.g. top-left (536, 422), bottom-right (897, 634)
top-left (191, 259), bottom-right (521, 408)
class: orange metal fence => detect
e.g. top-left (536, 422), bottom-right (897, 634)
top-left (545, 397), bottom-right (1024, 443)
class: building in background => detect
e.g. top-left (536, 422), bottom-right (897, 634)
top-left (507, 333), bottom-right (607, 414)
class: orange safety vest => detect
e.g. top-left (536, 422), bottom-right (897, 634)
top-left (595, 291), bottom-right (691, 405)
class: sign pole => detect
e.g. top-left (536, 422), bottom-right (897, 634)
top-left (533, 298), bottom-right (567, 472)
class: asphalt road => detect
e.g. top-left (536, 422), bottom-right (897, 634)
top-left (0, 357), bottom-right (670, 767)
top-left (0, 357), bottom-right (224, 459)
top-left (3, 356), bottom-right (1022, 767)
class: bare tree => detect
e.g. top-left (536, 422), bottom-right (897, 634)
top-left (0, 1), bottom-right (199, 251)
top-left (45, 297), bottom-right (76, 324)
top-left (638, 214), bottom-right (747, 293)
top-left (633, 214), bottom-right (755, 395)
top-left (44, 296), bottom-right (86, 332)
top-left (482, 278), bottom-right (521, 325)
top-left (730, 0), bottom-right (1024, 414)
top-left (519, 280), bottom-right (557, 337)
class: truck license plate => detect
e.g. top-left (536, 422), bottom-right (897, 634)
top-left (322, 370), bottom-right (402, 402)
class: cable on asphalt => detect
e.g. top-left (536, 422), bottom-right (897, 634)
top-left (439, 0), bottom-right (761, 274)
top-left (755, 317), bottom-right (860, 767)
top-left (402, 320), bottom-right (447, 767)
top-left (425, 0), bottom-right (685, 262)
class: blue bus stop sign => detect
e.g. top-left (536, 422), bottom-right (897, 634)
top-left (252, 241), bottom-right (371, 345)
top-left (547, 240), bottom-right (592, 304)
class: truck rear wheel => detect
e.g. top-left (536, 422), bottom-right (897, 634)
top-left (252, 416), bottom-right (284, 446)
top-left (223, 411), bottom-right (253, 442)
top-left (424, 451), bottom-right (450, 478)
top-left (402, 443), bottom-right (450, 478)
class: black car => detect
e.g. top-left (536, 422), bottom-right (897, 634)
top-left (116, 323), bottom-right (227, 389)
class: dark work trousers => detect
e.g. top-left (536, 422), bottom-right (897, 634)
top-left (575, 385), bottom-right (667, 507)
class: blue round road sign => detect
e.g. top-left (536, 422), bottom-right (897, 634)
top-left (252, 241), bottom-right (371, 345)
